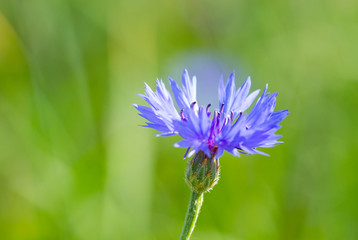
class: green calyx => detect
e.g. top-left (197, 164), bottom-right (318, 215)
top-left (185, 151), bottom-right (220, 194)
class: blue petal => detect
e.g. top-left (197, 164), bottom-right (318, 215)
top-left (218, 75), bottom-right (225, 104)
top-left (169, 70), bottom-right (197, 110)
top-left (169, 77), bottom-right (186, 110)
top-left (182, 69), bottom-right (197, 105)
top-left (173, 107), bottom-right (211, 154)
top-left (134, 80), bottom-right (180, 136)
top-left (218, 74), bottom-right (260, 118)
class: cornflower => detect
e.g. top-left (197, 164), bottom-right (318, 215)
top-left (134, 69), bottom-right (289, 240)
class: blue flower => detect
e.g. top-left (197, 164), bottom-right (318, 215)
top-left (134, 69), bottom-right (289, 159)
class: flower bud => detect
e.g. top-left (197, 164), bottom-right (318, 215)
top-left (185, 151), bottom-right (220, 194)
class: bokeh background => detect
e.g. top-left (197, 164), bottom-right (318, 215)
top-left (1, 0), bottom-right (358, 239)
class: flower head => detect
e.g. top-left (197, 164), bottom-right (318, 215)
top-left (134, 69), bottom-right (289, 160)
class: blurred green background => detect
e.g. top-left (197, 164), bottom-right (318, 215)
top-left (1, 0), bottom-right (358, 239)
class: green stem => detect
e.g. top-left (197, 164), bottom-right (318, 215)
top-left (179, 191), bottom-right (204, 240)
